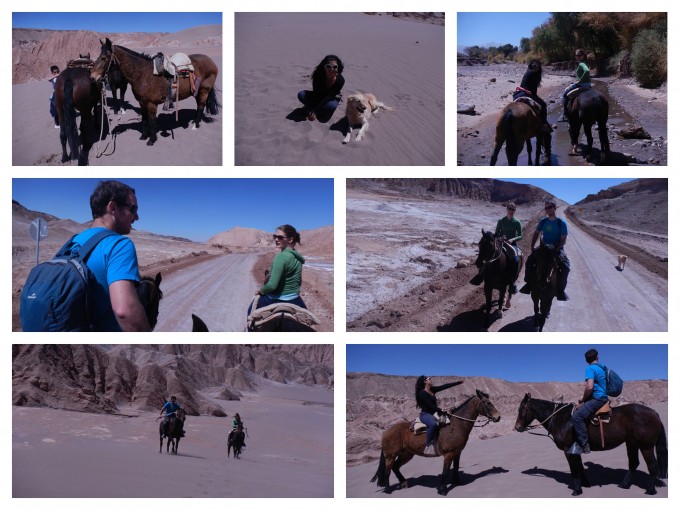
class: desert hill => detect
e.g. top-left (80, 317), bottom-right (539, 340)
top-left (208, 225), bottom-right (334, 258)
top-left (12, 344), bottom-right (334, 416)
top-left (346, 372), bottom-right (667, 465)
top-left (12, 25), bottom-right (222, 84)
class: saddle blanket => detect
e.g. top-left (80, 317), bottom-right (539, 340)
top-left (513, 96), bottom-right (542, 113)
top-left (566, 83), bottom-right (593, 99)
top-left (247, 301), bottom-right (320, 329)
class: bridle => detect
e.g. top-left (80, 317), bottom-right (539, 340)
top-left (448, 396), bottom-right (497, 428)
top-left (519, 398), bottom-right (571, 441)
top-left (480, 234), bottom-right (504, 265)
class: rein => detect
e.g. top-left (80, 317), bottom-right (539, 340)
top-left (522, 401), bottom-right (572, 442)
top-left (448, 398), bottom-right (495, 427)
top-left (94, 48), bottom-right (121, 159)
top-left (481, 237), bottom-right (504, 265)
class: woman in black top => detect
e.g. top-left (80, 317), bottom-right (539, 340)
top-left (297, 54), bottom-right (345, 122)
top-left (512, 59), bottom-right (551, 133)
top-left (415, 376), bottom-right (464, 456)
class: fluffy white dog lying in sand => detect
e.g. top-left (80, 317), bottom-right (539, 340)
top-left (342, 92), bottom-right (393, 144)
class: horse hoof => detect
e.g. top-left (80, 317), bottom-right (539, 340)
top-left (140, 134), bottom-right (148, 140)
top-left (571, 489), bottom-right (583, 496)
top-left (147, 139), bottom-right (156, 146)
top-left (437, 487), bottom-right (447, 496)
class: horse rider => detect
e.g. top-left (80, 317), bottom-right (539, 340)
top-left (558, 49), bottom-right (592, 122)
top-left (470, 203), bottom-right (523, 293)
top-left (568, 349), bottom-right (609, 455)
top-left (519, 200), bottom-right (570, 301)
top-left (48, 65), bottom-right (60, 128)
top-left (513, 59), bottom-right (552, 134)
top-left (160, 395), bottom-right (185, 437)
top-left (229, 413), bottom-right (246, 447)
top-left (415, 376), bottom-right (464, 456)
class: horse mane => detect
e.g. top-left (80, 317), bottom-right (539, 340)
top-left (450, 394), bottom-right (478, 413)
top-left (115, 44), bottom-right (154, 61)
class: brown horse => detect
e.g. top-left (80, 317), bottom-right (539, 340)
top-left (514, 393), bottom-right (667, 496)
top-left (490, 102), bottom-right (551, 166)
top-left (371, 389), bottom-right (501, 495)
top-left (159, 408), bottom-right (186, 454)
top-left (137, 273), bottom-right (163, 330)
top-left (54, 67), bottom-right (103, 165)
top-left (90, 38), bottom-right (220, 145)
top-left (567, 88), bottom-right (610, 162)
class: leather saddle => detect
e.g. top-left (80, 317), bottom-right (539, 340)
top-left (514, 95), bottom-right (542, 115)
top-left (247, 296), bottom-right (320, 331)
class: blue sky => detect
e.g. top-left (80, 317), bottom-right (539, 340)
top-left (458, 12), bottom-right (551, 51)
top-left (346, 344), bottom-right (668, 382)
top-left (12, 12), bottom-right (221, 32)
top-left (499, 178), bottom-right (641, 205)
top-left (13, 179), bottom-right (333, 242)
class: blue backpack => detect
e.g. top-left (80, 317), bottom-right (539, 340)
top-left (20, 230), bottom-right (118, 331)
top-left (594, 363), bottom-right (624, 397)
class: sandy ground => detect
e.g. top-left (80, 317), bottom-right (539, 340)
top-left (235, 13), bottom-right (444, 165)
top-left (13, 381), bottom-right (334, 498)
top-left (346, 187), bottom-right (667, 332)
top-left (457, 62), bottom-right (667, 165)
top-left (347, 402), bottom-right (667, 498)
top-left (12, 45), bottom-right (222, 166)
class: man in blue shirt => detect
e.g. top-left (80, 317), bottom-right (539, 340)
top-left (160, 396), bottom-right (185, 437)
top-left (569, 349), bottom-right (608, 454)
top-left (520, 200), bottom-right (571, 300)
top-left (71, 180), bottom-right (150, 331)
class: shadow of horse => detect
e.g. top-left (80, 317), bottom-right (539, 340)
top-left (522, 464), bottom-right (650, 492)
top-left (497, 316), bottom-right (539, 332)
top-left (437, 309), bottom-right (487, 332)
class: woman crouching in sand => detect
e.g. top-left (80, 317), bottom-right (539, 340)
top-left (297, 54), bottom-right (345, 122)
top-left (250, 224), bottom-right (307, 313)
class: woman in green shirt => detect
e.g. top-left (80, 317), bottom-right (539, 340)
top-left (251, 224), bottom-right (307, 312)
top-left (559, 48), bottom-right (592, 121)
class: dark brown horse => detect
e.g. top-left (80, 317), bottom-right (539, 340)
top-left (371, 390), bottom-right (501, 495)
top-left (228, 425), bottom-right (246, 459)
top-left (107, 59), bottom-right (128, 114)
top-left (159, 408), bottom-right (186, 454)
top-left (90, 38), bottom-right (220, 145)
top-left (567, 88), bottom-right (610, 162)
top-left (490, 102), bottom-right (551, 166)
top-left (476, 230), bottom-right (523, 326)
top-left (514, 393), bottom-right (667, 496)
top-left (54, 67), bottom-right (103, 165)
top-left (137, 273), bottom-right (163, 330)
top-left (527, 244), bottom-right (557, 332)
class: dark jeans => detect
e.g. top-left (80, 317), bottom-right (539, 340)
top-left (247, 294), bottom-right (307, 316)
top-left (562, 83), bottom-right (592, 114)
top-left (419, 411), bottom-right (438, 447)
top-left (571, 397), bottom-right (608, 447)
top-left (298, 90), bottom-right (339, 122)
top-left (524, 247), bottom-right (570, 294)
top-left (50, 95), bottom-right (58, 124)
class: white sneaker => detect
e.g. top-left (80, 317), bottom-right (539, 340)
top-left (423, 444), bottom-right (436, 456)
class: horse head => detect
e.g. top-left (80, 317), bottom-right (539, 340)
top-left (478, 229), bottom-right (500, 262)
top-left (514, 393), bottom-right (534, 432)
top-left (137, 273), bottom-right (163, 330)
top-left (90, 38), bottom-right (115, 82)
top-left (176, 408), bottom-right (186, 421)
top-left (535, 244), bottom-right (558, 288)
top-left (476, 389), bottom-right (501, 422)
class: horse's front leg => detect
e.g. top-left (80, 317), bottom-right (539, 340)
top-left (565, 452), bottom-right (584, 496)
top-left (484, 284), bottom-right (493, 326)
top-left (174, 437), bottom-right (180, 455)
top-left (497, 287), bottom-right (505, 318)
top-left (451, 454), bottom-right (461, 485)
top-left (437, 454), bottom-right (454, 495)
top-left (159, 436), bottom-right (163, 454)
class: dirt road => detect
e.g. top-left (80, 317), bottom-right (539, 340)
top-left (155, 253), bottom-right (258, 332)
top-left (487, 215), bottom-right (667, 332)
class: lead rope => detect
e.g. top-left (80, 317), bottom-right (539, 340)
top-left (95, 50), bottom-right (120, 159)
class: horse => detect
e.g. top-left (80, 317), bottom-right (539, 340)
top-left (107, 59), bottom-right (129, 114)
top-left (53, 67), bottom-right (103, 165)
top-left (527, 244), bottom-right (557, 332)
top-left (136, 273), bottom-right (163, 330)
top-left (90, 38), bottom-right (220, 146)
top-left (159, 408), bottom-right (186, 454)
top-left (476, 229), bottom-right (523, 326)
top-left (490, 101), bottom-right (551, 166)
top-left (228, 425), bottom-right (246, 458)
top-left (370, 389), bottom-right (501, 495)
top-left (566, 88), bottom-right (610, 162)
top-left (514, 393), bottom-right (667, 496)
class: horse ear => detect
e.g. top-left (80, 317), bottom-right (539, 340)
top-left (481, 228), bottom-right (485, 234)
top-left (155, 272), bottom-right (162, 285)
top-left (106, 37), bottom-right (112, 46)
top-left (525, 393), bottom-right (531, 400)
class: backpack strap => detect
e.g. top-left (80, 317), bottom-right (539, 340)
top-left (77, 229), bottom-right (120, 261)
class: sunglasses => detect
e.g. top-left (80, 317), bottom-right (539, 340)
top-left (325, 64), bottom-right (338, 70)
top-left (123, 203), bottom-right (138, 215)
top-left (545, 206), bottom-right (555, 211)
top-left (272, 234), bottom-right (287, 241)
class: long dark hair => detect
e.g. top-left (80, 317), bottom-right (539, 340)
top-left (311, 54), bottom-right (344, 83)
top-left (415, 375), bottom-right (426, 408)
top-left (520, 59), bottom-right (543, 93)
top-left (277, 224), bottom-right (301, 246)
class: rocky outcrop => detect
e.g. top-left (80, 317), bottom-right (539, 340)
top-left (13, 344), bottom-right (333, 415)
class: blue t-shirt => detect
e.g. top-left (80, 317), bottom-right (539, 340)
top-left (162, 402), bottom-right (181, 416)
top-left (585, 363), bottom-right (607, 400)
top-left (537, 217), bottom-right (568, 247)
top-left (72, 227), bottom-right (140, 332)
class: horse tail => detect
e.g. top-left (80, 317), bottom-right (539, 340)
top-left (205, 87), bottom-right (221, 116)
top-left (64, 79), bottom-right (79, 161)
top-left (370, 450), bottom-right (389, 487)
top-left (656, 422), bottom-right (668, 479)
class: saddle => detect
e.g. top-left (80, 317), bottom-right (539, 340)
top-left (566, 84), bottom-right (593, 101)
top-left (67, 58), bottom-right (95, 70)
top-left (514, 95), bottom-right (542, 115)
top-left (152, 52), bottom-right (198, 95)
top-left (587, 401), bottom-right (613, 448)
top-left (410, 412), bottom-right (450, 435)
top-left (247, 296), bottom-right (320, 331)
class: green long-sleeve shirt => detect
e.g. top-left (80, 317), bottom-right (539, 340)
top-left (576, 62), bottom-right (591, 84)
top-left (495, 216), bottom-right (523, 241)
top-left (259, 248), bottom-right (305, 297)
